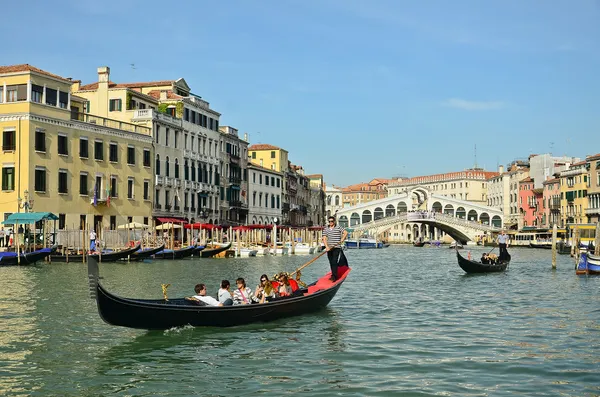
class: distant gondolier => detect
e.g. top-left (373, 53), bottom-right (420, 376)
top-left (322, 217), bottom-right (348, 281)
top-left (90, 229), bottom-right (97, 252)
top-left (497, 230), bottom-right (509, 261)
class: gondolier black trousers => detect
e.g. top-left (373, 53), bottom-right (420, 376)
top-left (327, 247), bottom-right (348, 280)
top-left (499, 243), bottom-right (508, 260)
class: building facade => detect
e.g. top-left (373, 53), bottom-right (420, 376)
top-left (342, 179), bottom-right (389, 207)
top-left (325, 185), bottom-right (344, 219)
top-left (529, 153), bottom-right (579, 189)
top-left (219, 126), bottom-right (249, 225)
top-left (306, 174), bottom-right (326, 227)
top-left (585, 153), bottom-right (600, 223)
top-left (518, 178), bottom-right (543, 228)
top-left (542, 178), bottom-right (561, 228)
top-left (1, 64), bottom-right (153, 230)
top-left (559, 161), bottom-right (588, 226)
top-left (247, 162), bottom-right (282, 224)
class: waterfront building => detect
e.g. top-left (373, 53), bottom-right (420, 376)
top-left (306, 174), bottom-right (326, 227)
top-left (218, 126), bottom-right (249, 225)
top-left (0, 64), bottom-right (153, 229)
top-left (518, 177), bottom-right (543, 227)
top-left (389, 169), bottom-right (498, 211)
top-left (325, 184), bottom-right (343, 219)
top-left (247, 162), bottom-right (282, 224)
top-left (73, 67), bottom-right (186, 224)
top-left (342, 179), bottom-right (389, 207)
top-left (487, 160), bottom-right (530, 229)
top-left (559, 161), bottom-right (588, 225)
top-left (529, 153), bottom-right (579, 189)
top-left (74, 67), bottom-right (223, 225)
top-left (585, 153), bottom-right (600, 223)
top-left (542, 178), bottom-right (561, 227)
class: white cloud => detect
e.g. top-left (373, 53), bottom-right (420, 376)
top-left (442, 98), bottom-right (506, 111)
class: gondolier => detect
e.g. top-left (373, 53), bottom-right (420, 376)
top-left (497, 230), bottom-right (510, 260)
top-left (322, 216), bottom-right (348, 281)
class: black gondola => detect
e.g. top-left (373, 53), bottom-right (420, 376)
top-left (200, 243), bottom-right (232, 258)
top-left (50, 244), bottom-right (141, 263)
top-left (456, 250), bottom-right (511, 273)
top-left (153, 245), bottom-right (196, 260)
top-left (87, 256), bottom-right (351, 329)
top-left (0, 245), bottom-right (58, 266)
top-left (413, 241), bottom-right (430, 247)
top-left (529, 243), bottom-right (552, 249)
top-left (125, 245), bottom-right (166, 261)
top-left (190, 245), bottom-right (206, 257)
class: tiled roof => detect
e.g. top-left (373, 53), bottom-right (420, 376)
top-left (543, 178), bottom-right (559, 184)
top-left (0, 64), bottom-right (72, 82)
top-left (586, 153), bottom-right (600, 161)
top-left (305, 174), bottom-right (323, 178)
top-left (391, 169), bottom-right (499, 186)
top-left (571, 160), bottom-right (587, 167)
top-left (78, 80), bottom-right (175, 91)
top-left (520, 177), bottom-right (533, 183)
top-left (146, 90), bottom-right (183, 100)
top-left (249, 144), bottom-right (282, 151)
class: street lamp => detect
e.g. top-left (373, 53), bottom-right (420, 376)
top-left (18, 190), bottom-right (34, 213)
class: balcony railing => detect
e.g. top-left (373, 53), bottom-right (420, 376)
top-left (132, 109), bottom-right (181, 127)
top-left (230, 200), bottom-right (248, 208)
top-left (229, 177), bottom-right (242, 185)
top-left (165, 204), bottom-right (172, 211)
top-left (155, 203), bottom-right (162, 210)
top-left (72, 112), bottom-right (151, 135)
top-left (155, 175), bottom-right (163, 186)
top-left (585, 207), bottom-right (600, 215)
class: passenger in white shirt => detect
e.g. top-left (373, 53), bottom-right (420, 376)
top-left (193, 283), bottom-right (222, 306)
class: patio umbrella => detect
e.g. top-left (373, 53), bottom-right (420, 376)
top-left (117, 222), bottom-right (148, 230)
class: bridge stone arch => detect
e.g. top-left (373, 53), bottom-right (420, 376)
top-left (397, 202), bottom-right (408, 213)
top-left (492, 215), bottom-right (502, 227)
top-left (480, 212), bottom-right (490, 225)
top-left (350, 213), bottom-right (360, 226)
top-left (339, 215), bottom-right (349, 228)
top-left (385, 204), bottom-right (395, 217)
top-left (444, 204), bottom-right (454, 216)
top-left (362, 210), bottom-right (372, 223)
top-left (456, 207), bottom-right (466, 219)
top-left (374, 207), bottom-right (384, 220)
top-left (467, 209), bottom-right (478, 221)
top-left (432, 201), bottom-right (443, 213)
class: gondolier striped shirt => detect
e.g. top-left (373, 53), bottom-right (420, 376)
top-left (323, 225), bottom-right (344, 247)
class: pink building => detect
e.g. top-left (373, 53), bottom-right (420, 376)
top-left (542, 178), bottom-right (561, 227)
top-left (519, 178), bottom-right (544, 228)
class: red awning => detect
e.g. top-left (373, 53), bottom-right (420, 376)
top-left (156, 217), bottom-right (188, 224)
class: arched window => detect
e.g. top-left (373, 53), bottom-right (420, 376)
top-left (155, 154), bottom-right (160, 175)
top-left (191, 161), bottom-right (196, 181)
top-left (174, 158), bottom-right (180, 179)
top-left (184, 160), bottom-right (189, 180)
top-left (335, 196), bottom-right (340, 206)
top-left (165, 156), bottom-right (170, 177)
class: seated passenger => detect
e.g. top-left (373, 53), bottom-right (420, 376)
top-left (218, 279), bottom-right (234, 306)
top-left (233, 277), bottom-right (253, 305)
top-left (481, 253), bottom-right (489, 264)
top-left (193, 283), bottom-right (222, 306)
top-left (277, 274), bottom-right (293, 297)
top-left (488, 253), bottom-right (498, 264)
top-left (254, 274), bottom-right (277, 303)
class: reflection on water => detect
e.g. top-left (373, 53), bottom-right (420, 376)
top-left (1, 246), bottom-right (600, 396)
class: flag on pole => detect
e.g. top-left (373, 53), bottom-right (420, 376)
top-left (106, 186), bottom-right (111, 207)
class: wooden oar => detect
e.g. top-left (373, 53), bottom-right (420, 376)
top-left (290, 248), bottom-right (330, 277)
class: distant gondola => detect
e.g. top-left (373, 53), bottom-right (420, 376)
top-left (126, 245), bottom-right (166, 261)
top-left (456, 250), bottom-right (510, 273)
top-left (0, 245), bottom-right (58, 266)
top-left (413, 241), bottom-right (430, 247)
top-left (50, 244), bottom-right (141, 263)
top-left (191, 245), bottom-right (206, 257)
top-left (87, 256), bottom-right (351, 329)
top-left (200, 242), bottom-right (232, 258)
top-left (153, 245), bottom-right (196, 260)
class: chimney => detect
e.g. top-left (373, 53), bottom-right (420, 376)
top-left (71, 80), bottom-right (81, 92)
top-left (97, 66), bottom-right (110, 84)
top-left (244, 133), bottom-right (248, 142)
top-left (498, 165), bottom-right (504, 174)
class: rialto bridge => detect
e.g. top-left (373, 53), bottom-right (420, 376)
top-left (333, 188), bottom-right (504, 244)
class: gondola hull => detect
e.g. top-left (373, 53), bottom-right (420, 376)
top-left (413, 241), bottom-right (430, 247)
top-left (50, 244), bottom-right (141, 263)
top-left (0, 246), bottom-right (58, 266)
top-left (153, 245), bottom-right (197, 260)
top-left (200, 243), bottom-right (232, 258)
top-left (127, 245), bottom-right (165, 261)
top-left (576, 252), bottom-right (600, 275)
top-left (456, 250), bottom-right (510, 273)
top-left (91, 263), bottom-right (351, 330)
top-left (529, 243), bottom-right (552, 249)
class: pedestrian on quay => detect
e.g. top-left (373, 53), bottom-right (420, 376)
top-left (0, 227), bottom-right (5, 247)
top-left (90, 229), bottom-right (97, 251)
top-left (322, 216), bottom-right (348, 281)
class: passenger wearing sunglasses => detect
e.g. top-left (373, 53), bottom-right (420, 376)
top-left (254, 274), bottom-right (277, 303)
top-left (322, 217), bottom-right (348, 281)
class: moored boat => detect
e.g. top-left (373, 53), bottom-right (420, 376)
top-left (237, 248), bottom-right (258, 257)
top-left (50, 244), bottom-right (141, 263)
top-left (87, 256), bottom-right (351, 329)
top-left (200, 242), bottom-right (232, 258)
top-left (413, 240), bottom-right (430, 247)
top-left (127, 245), bottom-right (166, 261)
top-left (0, 245), bottom-right (58, 266)
top-left (154, 245), bottom-right (196, 260)
top-left (456, 250), bottom-right (511, 274)
top-left (285, 242), bottom-right (316, 255)
top-left (346, 238), bottom-right (388, 249)
top-left (529, 243), bottom-right (553, 249)
top-left (576, 252), bottom-right (600, 275)
top-left (449, 241), bottom-right (464, 249)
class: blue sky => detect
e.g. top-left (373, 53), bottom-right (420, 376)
top-left (4, 0), bottom-right (600, 186)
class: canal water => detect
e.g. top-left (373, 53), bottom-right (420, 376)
top-left (1, 246), bottom-right (599, 396)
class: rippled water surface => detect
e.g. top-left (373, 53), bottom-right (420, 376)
top-left (1, 246), bottom-right (599, 396)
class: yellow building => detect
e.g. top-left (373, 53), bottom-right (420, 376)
top-left (559, 161), bottom-right (588, 226)
top-left (248, 144), bottom-right (289, 172)
top-left (0, 64), bottom-right (153, 232)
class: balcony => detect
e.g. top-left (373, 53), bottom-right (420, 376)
top-left (72, 112), bottom-right (151, 135)
top-left (585, 207), bottom-right (600, 215)
top-left (230, 200), bottom-right (247, 208)
top-left (229, 177), bottom-right (242, 185)
top-left (155, 175), bottom-right (163, 186)
top-left (165, 177), bottom-right (173, 187)
top-left (184, 180), bottom-right (192, 190)
top-left (175, 179), bottom-right (181, 188)
top-left (165, 204), bottom-right (172, 211)
top-left (89, 189), bottom-right (109, 205)
top-left (132, 109), bottom-right (181, 128)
